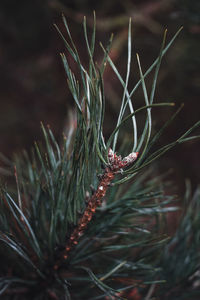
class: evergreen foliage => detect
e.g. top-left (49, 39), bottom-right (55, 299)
top-left (0, 14), bottom-right (200, 299)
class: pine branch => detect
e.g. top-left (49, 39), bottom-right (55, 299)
top-left (0, 14), bottom-right (199, 300)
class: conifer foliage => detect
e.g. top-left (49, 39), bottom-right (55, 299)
top-left (0, 14), bottom-right (200, 300)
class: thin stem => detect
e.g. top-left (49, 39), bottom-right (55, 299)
top-left (53, 149), bottom-right (138, 270)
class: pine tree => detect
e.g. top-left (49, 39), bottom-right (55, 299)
top-left (0, 14), bottom-right (200, 300)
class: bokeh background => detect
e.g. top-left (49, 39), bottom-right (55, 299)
top-left (0, 0), bottom-right (199, 193)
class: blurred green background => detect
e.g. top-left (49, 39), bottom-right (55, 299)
top-left (0, 0), bottom-right (199, 191)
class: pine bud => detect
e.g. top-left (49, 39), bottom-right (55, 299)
top-left (122, 152), bottom-right (139, 167)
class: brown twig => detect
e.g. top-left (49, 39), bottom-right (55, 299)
top-left (53, 149), bottom-right (138, 270)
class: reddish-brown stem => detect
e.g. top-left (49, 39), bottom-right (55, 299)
top-left (54, 166), bottom-right (115, 270)
top-left (53, 149), bottom-right (138, 270)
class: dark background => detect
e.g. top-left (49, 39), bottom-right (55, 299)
top-left (0, 0), bottom-right (199, 193)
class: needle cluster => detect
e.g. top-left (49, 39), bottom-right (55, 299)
top-left (0, 14), bottom-right (200, 300)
